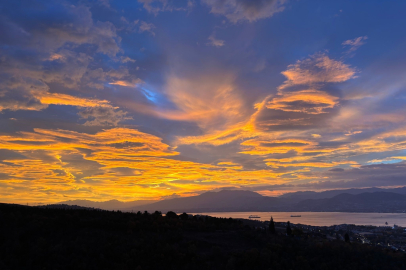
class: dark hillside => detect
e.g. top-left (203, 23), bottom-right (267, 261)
top-left (0, 203), bottom-right (405, 270)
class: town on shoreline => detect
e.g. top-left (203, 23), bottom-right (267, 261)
top-left (240, 217), bottom-right (406, 252)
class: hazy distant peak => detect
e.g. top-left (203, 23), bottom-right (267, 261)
top-left (57, 199), bottom-right (158, 211)
top-left (214, 189), bottom-right (263, 196)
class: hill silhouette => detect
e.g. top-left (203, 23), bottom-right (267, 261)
top-left (58, 199), bottom-right (157, 210)
top-left (0, 203), bottom-right (405, 270)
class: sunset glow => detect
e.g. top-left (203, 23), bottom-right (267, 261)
top-left (1, 0), bottom-right (406, 204)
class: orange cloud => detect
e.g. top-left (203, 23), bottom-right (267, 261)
top-left (48, 53), bottom-right (66, 61)
top-left (280, 53), bottom-right (356, 89)
top-left (109, 79), bottom-right (143, 87)
top-left (240, 138), bottom-right (316, 155)
top-left (0, 127), bottom-right (292, 204)
top-left (38, 92), bottom-right (111, 107)
top-left (165, 74), bottom-right (247, 130)
top-left (266, 89), bottom-right (339, 114)
top-left (176, 54), bottom-right (355, 147)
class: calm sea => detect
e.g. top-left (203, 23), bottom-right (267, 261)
top-left (191, 212), bottom-right (406, 227)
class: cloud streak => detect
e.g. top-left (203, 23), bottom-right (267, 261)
top-left (342, 36), bottom-right (368, 55)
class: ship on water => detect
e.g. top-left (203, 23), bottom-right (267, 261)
top-left (290, 215), bottom-right (302, 217)
top-left (249, 215), bottom-right (261, 219)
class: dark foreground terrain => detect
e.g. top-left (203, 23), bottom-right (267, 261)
top-left (0, 203), bottom-right (405, 270)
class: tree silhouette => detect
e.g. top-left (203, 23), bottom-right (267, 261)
top-left (286, 221), bottom-right (292, 236)
top-left (345, 233), bottom-right (350, 243)
top-left (269, 216), bottom-right (276, 234)
top-left (0, 203), bottom-right (404, 270)
top-left (180, 212), bottom-right (188, 220)
top-left (166, 211), bottom-right (178, 219)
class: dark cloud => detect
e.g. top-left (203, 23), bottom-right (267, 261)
top-left (52, 169), bottom-right (67, 176)
top-left (203, 0), bottom-right (286, 22)
top-left (138, 0), bottom-right (193, 14)
top-left (0, 75), bottom-right (48, 112)
top-left (7, 140), bottom-right (57, 146)
top-left (78, 106), bottom-right (131, 126)
top-left (108, 167), bottom-right (142, 176)
top-left (58, 152), bottom-right (104, 181)
top-left (0, 0), bottom-right (139, 125)
top-left (328, 168), bottom-right (344, 172)
top-left (261, 142), bottom-right (308, 147)
top-left (0, 173), bottom-right (11, 180)
top-left (317, 141), bottom-right (350, 147)
top-left (108, 142), bottom-right (145, 149)
top-left (0, 150), bottom-right (28, 161)
top-left (255, 106), bottom-right (334, 131)
top-left (0, 2), bottom-right (121, 56)
top-left (313, 162), bottom-right (406, 189)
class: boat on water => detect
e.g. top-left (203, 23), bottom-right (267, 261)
top-left (290, 215), bottom-right (301, 217)
top-left (249, 215), bottom-right (261, 219)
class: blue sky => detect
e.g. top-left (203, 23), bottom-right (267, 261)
top-left (1, 0), bottom-right (406, 203)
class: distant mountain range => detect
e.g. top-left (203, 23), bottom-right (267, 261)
top-left (38, 204), bottom-right (96, 210)
top-left (279, 187), bottom-right (406, 202)
top-left (58, 199), bottom-right (157, 211)
top-left (57, 187), bottom-right (406, 213)
top-left (295, 192), bottom-right (406, 212)
top-left (131, 190), bottom-right (285, 213)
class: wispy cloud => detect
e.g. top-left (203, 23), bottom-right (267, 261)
top-left (266, 89), bottom-right (339, 114)
top-left (78, 106), bottom-right (131, 126)
top-left (342, 36), bottom-right (368, 55)
top-left (207, 34), bottom-right (225, 47)
top-left (138, 0), bottom-right (193, 14)
top-left (279, 53), bottom-right (356, 89)
top-left (203, 0), bottom-right (286, 23)
top-left (139, 21), bottom-right (156, 36)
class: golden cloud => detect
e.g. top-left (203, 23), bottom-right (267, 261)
top-left (38, 92), bottom-right (111, 107)
top-left (165, 74), bottom-right (247, 130)
top-left (266, 89), bottom-right (339, 114)
top-left (240, 138), bottom-right (316, 155)
top-left (0, 128), bottom-right (290, 204)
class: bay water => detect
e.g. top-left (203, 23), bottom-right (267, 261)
top-left (191, 212), bottom-right (406, 227)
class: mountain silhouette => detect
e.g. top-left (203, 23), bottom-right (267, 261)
top-left (56, 187), bottom-right (406, 213)
top-left (296, 192), bottom-right (406, 212)
top-left (132, 190), bottom-right (283, 212)
top-left (58, 199), bottom-right (157, 211)
top-left (279, 187), bottom-right (406, 202)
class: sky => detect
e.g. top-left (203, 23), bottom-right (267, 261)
top-left (1, 0), bottom-right (406, 204)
